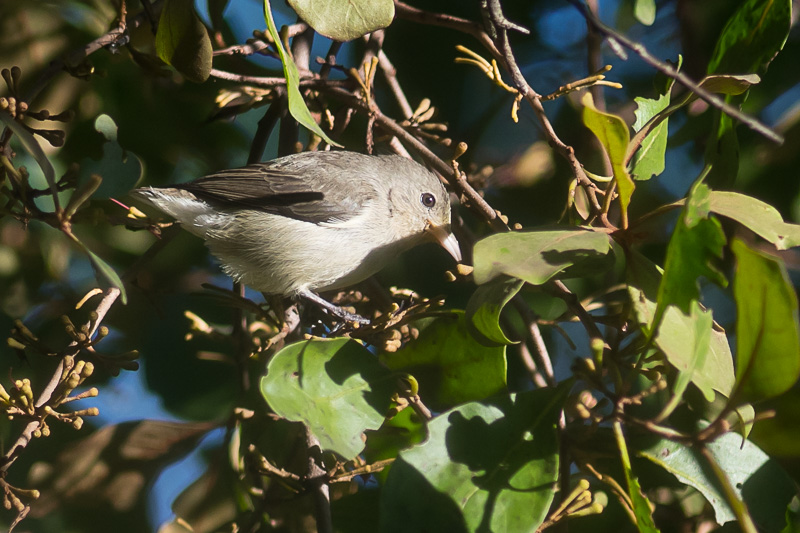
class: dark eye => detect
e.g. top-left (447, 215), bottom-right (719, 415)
top-left (420, 192), bottom-right (436, 208)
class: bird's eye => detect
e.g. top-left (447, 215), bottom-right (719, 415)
top-left (420, 192), bottom-right (436, 208)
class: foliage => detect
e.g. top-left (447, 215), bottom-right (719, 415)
top-left (0, 0), bottom-right (799, 532)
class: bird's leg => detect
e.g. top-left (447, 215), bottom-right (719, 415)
top-left (297, 288), bottom-right (371, 325)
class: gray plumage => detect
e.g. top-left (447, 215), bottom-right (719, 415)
top-left (133, 151), bottom-right (461, 299)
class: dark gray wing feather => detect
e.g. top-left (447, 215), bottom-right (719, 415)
top-left (177, 161), bottom-right (374, 224)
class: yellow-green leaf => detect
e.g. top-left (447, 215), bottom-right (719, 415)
top-left (581, 93), bottom-right (635, 227)
top-left (263, 0), bottom-right (342, 147)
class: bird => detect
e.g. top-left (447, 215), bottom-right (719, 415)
top-left (133, 150), bottom-right (462, 323)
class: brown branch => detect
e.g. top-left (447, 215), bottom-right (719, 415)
top-left (209, 68), bottom-right (348, 89)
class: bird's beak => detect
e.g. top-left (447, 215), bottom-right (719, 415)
top-left (426, 222), bottom-right (462, 262)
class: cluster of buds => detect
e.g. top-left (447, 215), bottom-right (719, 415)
top-left (354, 289), bottom-right (445, 350)
top-left (565, 389), bottom-right (606, 423)
top-left (377, 323), bottom-right (420, 353)
top-left (399, 99), bottom-right (451, 147)
top-left (62, 314), bottom-right (105, 347)
top-left (62, 314), bottom-right (139, 375)
top-left (540, 479), bottom-right (606, 529)
top-left (1, 67), bottom-right (73, 148)
top-left (44, 355), bottom-right (100, 431)
top-left (1, 478), bottom-right (40, 515)
top-left (0, 379), bottom-right (37, 419)
top-left (0, 356), bottom-right (98, 435)
top-left (8, 320), bottom-right (52, 357)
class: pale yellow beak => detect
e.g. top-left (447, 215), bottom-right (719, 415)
top-left (426, 223), bottom-right (462, 262)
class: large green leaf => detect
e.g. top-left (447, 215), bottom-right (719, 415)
top-left (287, 0), bottom-right (394, 41)
top-left (465, 276), bottom-right (523, 347)
top-left (379, 312), bottom-right (506, 410)
top-left (626, 250), bottom-right (735, 399)
top-left (156, 0), bottom-right (213, 83)
top-left (263, 0), bottom-right (342, 147)
top-left (652, 180), bottom-right (727, 331)
top-left (707, 0), bottom-right (791, 75)
top-left (77, 114), bottom-right (143, 199)
top-left (731, 239), bottom-right (800, 402)
top-left (708, 191), bottom-right (800, 250)
top-left (380, 387), bottom-right (567, 533)
top-left (581, 92), bottom-right (635, 226)
top-left (640, 433), bottom-right (795, 529)
top-left (260, 338), bottom-right (396, 459)
top-left (472, 229), bottom-right (613, 286)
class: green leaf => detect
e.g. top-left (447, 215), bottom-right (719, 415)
top-left (156, 0), bottom-right (213, 83)
top-left (287, 0), bottom-right (394, 41)
top-left (699, 74), bottom-right (761, 95)
top-left (626, 250), bottom-right (735, 399)
top-left (465, 276), bottom-right (523, 347)
top-left (640, 433), bottom-right (796, 529)
top-left (655, 302), bottom-right (712, 418)
top-left (708, 0), bottom-right (791, 75)
top-left (77, 114), bottom-right (143, 199)
top-left (631, 92), bottom-right (669, 180)
top-left (625, 470), bottom-right (660, 533)
top-left (0, 110), bottom-right (57, 199)
top-left (380, 387), bottom-right (567, 533)
top-left (581, 92), bottom-right (635, 226)
top-left (731, 239), bottom-right (800, 402)
top-left (472, 228), bottom-right (613, 286)
top-left (379, 312), bottom-right (506, 410)
top-left (652, 180), bottom-right (727, 332)
top-left (633, 0), bottom-right (656, 26)
top-left (260, 338), bottom-right (396, 459)
top-left (263, 0), bottom-right (342, 147)
top-left (614, 419), bottom-right (659, 533)
top-left (74, 239), bottom-right (128, 304)
top-left (708, 191), bottom-right (800, 250)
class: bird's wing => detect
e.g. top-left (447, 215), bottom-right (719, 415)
top-left (177, 163), bottom-right (375, 225)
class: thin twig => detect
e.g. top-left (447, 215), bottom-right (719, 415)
top-left (512, 296), bottom-right (555, 386)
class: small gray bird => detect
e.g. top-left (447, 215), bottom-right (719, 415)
top-left (134, 151), bottom-right (461, 323)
